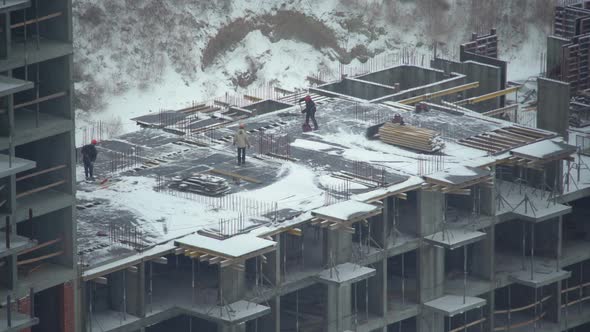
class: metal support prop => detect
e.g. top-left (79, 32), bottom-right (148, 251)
top-left (192, 258), bottom-right (195, 306)
top-left (531, 223), bottom-right (535, 280)
top-left (464, 311), bottom-right (467, 332)
top-left (464, 245), bottom-right (468, 304)
top-left (29, 288), bottom-right (34, 318)
top-left (122, 271), bottom-right (127, 321)
top-left (354, 283), bottom-right (358, 326)
top-left (402, 253), bottom-right (406, 304)
top-left (522, 222), bottom-right (526, 270)
top-left (533, 288), bottom-right (537, 332)
top-left (365, 278), bottom-right (369, 320)
top-left (149, 261), bottom-right (153, 312)
top-left (579, 262), bottom-right (583, 313)
top-left (508, 285), bottom-right (512, 331)
top-left (89, 284), bottom-right (93, 332)
top-left (296, 290), bottom-right (299, 332)
top-left (565, 279), bottom-right (570, 331)
top-left (7, 295), bottom-right (11, 327)
top-left (301, 231), bottom-right (305, 268)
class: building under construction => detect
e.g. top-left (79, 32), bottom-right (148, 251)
top-left (0, 0), bottom-right (76, 331)
top-left (71, 3), bottom-right (590, 332)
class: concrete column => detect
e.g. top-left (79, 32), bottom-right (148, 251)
top-left (368, 259), bottom-right (387, 316)
top-left (326, 283), bottom-right (352, 332)
top-left (417, 191), bottom-right (444, 332)
top-left (325, 230), bottom-right (352, 265)
top-left (258, 296), bottom-right (280, 332)
top-left (262, 234), bottom-right (280, 286)
top-left (219, 267), bottom-right (245, 304)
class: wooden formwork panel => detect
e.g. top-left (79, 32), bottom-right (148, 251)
top-left (462, 33), bottom-right (498, 59)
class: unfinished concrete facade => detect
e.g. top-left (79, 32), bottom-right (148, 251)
top-left (75, 56), bottom-right (590, 332)
top-left (0, 0), bottom-right (77, 331)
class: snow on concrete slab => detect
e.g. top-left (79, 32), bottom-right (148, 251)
top-left (424, 295), bottom-right (486, 317)
top-left (82, 242), bottom-right (176, 280)
top-left (425, 165), bottom-right (490, 186)
top-left (352, 176), bottom-right (423, 202)
top-left (312, 200), bottom-right (380, 222)
top-left (290, 139), bottom-right (341, 152)
top-left (316, 262), bottom-right (376, 285)
top-left (511, 139), bottom-right (576, 160)
top-left (175, 233), bottom-right (276, 259)
top-left (424, 229), bottom-right (486, 250)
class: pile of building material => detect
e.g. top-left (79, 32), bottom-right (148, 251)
top-left (378, 123), bottom-right (445, 152)
top-left (173, 174), bottom-right (231, 196)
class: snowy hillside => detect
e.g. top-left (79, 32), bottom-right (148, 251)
top-left (73, 0), bottom-right (554, 144)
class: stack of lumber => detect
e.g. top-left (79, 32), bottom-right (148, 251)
top-left (378, 122), bottom-right (445, 152)
top-left (174, 174), bottom-right (231, 196)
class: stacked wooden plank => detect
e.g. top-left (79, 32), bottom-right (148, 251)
top-left (174, 174), bottom-right (230, 196)
top-left (378, 123), bottom-right (444, 153)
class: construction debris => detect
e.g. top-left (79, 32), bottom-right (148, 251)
top-left (171, 174), bottom-right (231, 196)
top-left (378, 122), bottom-right (445, 153)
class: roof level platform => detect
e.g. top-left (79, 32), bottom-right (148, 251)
top-left (0, 0), bottom-right (30, 14)
top-left (423, 295), bottom-right (486, 317)
top-left (509, 269), bottom-right (571, 288)
top-left (423, 165), bottom-right (493, 195)
top-left (311, 200), bottom-right (382, 231)
top-left (510, 139), bottom-right (577, 165)
top-left (424, 229), bottom-right (486, 250)
top-left (316, 262), bottom-right (376, 285)
top-left (0, 76), bottom-right (33, 98)
top-left (0, 154), bottom-right (35, 179)
top-left (174, 233), bottom-right (277, 268)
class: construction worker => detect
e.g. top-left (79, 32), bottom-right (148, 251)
top-left (81, 139), bottom-right (98, 180)
top-left (233, 124), bottom-right (250, 165)
top-left (299, 95), bottom-right (318, 131)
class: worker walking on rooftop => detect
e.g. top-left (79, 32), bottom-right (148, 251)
top-left (299, 95), bottom-right (318, 131)
top-left (233, 124), bottom-right (250, 165)
top-left (81, 139), bottom-right (98, 180)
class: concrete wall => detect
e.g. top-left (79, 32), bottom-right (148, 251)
top-left (546, 35), bottom-right (570, 79)
top-left (538, 77), bottom-right (570, 138)
top-left (315, 78), bottom-right (397, 101)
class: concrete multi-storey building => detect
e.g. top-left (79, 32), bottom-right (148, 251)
top-left (74, 28), bottom-right (590, 332)
top-left (0, 0), bottom-right (76, 331)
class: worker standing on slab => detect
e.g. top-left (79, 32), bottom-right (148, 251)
top-left (233, 123), bottom-right (250, 165)
top-left (81, 139), bottom-right (98, 180)
top-left (299, 95), bottom-right (318, 131)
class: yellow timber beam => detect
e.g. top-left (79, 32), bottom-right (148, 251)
top-left (455, 85), bottom-right (521, 105)
top-left (397, 82), bottom-right (480, 105)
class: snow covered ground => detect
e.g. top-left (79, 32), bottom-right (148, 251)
top-left (72, 0), bottom-right (553, 145)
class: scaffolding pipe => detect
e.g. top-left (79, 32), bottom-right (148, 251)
top-left (296, 290), bottom-right (299, 332)
top-left (531, 223), bottom-right (535, 280)
top-left (122, 271), bottom-right (127, 321)
top-left (508, 285), bottom-right (511, 331)
top-left (402, 253), bottom-right (406, 304)
top-left (365, 278), bottom-right (369, 320)
top-left (192, 258), bottom-right (195, 306)
top-left (533, 288), bottom-right (537, 331)
top-left (580, 262), bottom-right (584, 314)
top-left (149, 261), bottom-right (153, 312)
top-left (89, 284), bottom-right (93, 332)
top-left (464, 245), bottom-right (468, 304)
top-left (522, 223), bottom-right (526, 270)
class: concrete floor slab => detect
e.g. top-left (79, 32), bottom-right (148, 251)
top-left (423, 295), bottom-right (486, 317)
top-left (0, 232), bottom-right (35, 259)
top-left (316, 262), bottom-right (376, 285)
top-left (0, 0), bottom-right (30, 13)
top-left (0, 75), bottom-right (33, 97)
top-left (0, 154), bottom-right (35, 178)
top-left (424, 229), bottom-right (486, 250)
top-left (509, 269), bottom-right (571, 288)
top-left (0, 311), bottom-right (38, 332)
